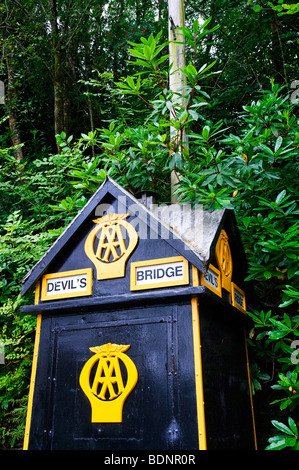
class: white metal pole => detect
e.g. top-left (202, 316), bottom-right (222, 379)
top-left (168, 0), bottom-right (186, 203)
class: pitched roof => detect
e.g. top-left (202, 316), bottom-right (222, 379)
top-left (21, 176), bottom-right (232, 296)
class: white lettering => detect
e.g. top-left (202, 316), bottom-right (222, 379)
top-left (148, 454), bottom-right (196, 465)
top-left (104, 454), bottom-right (139, 467)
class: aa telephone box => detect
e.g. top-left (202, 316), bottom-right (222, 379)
top-left (21, 177), bottom-right (257, 450)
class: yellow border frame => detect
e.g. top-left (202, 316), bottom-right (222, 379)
top-left (231, 282), bottom-right (246, 313)
top-left (23, 283), bottom-right (42, 450)
top-left (244, 329), bottom-right (258, 449)
top-left (191, 266), bottom-right (207, 450)
top-left (130, 256), bottom-right (189, 291)
top-left (41, 268), bottom-right (93, 301)
top-left (84, 215), bottom-right (138, 280)
top-left (200, 264), bottom-right (222, 297)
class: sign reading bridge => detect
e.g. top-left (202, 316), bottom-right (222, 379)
top-left (130, 256), bottom-right (189, 291)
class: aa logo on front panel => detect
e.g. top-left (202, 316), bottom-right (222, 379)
top-left (79, 343), bottom-right (138, 423)
top-left (84, 213), bottom-right (138, 279)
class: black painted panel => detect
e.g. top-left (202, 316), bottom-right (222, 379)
top-left (199, 297), bottom-right (256, 450)
top-left (28, 301), bottom-right (198, 450)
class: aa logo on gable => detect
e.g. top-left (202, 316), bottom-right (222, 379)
top-left (84, 213), bottom-right (138, 279)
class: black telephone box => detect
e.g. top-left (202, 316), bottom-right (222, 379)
top-left (21, 177), bottom-right (257, 450)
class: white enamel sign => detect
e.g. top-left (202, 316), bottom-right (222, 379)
top-left (200, 265), bottom-right (221, 297)
top-left (130, 256), bottom-right (189, 291)
top-left (41, 269), bottom-right (92, 301)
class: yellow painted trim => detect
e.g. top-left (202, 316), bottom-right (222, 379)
top-left (41, 268), bottom-right (93, 301)
top-left (231, 282), bottom-right (247, 313)
top-left (200, 264), bottom-right (222, 298)
top-left (244, 329), bottom-right (258, 450)
top-left (215, 229), bottom-right (233, 293)
top-left (23, 282), bottom-right (42, 450)
top-left (130, 256), bottom-right (189, 291)
top-left (34, 280), bottom-right (40, 304)
top-left (192, 266), bottom-right (207, 450)
top-left (192, 264), bottom-right (200, 286)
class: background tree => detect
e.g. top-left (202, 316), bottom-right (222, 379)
top-left (0, 0), bottom-right (298, 450)
top-left (183, 0), bottom-right (299, 124)
top-left (0, 0), bottom-right (166, 153)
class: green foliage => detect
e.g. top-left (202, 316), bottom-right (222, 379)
top-left (266, 417), bottom-right (299, 450)
top-left (75, 30), bottom-right (299, 450)
top-left (56, 30), bottom-right (299, 452)
top-left (54, 28), bottom-right (299, 453)
top-left (0, 134), bottom-right (107, 448)
top-left (268, 1), bottom-right (299, 16)
top-left (0, 3), bottom-right (298, 449)
top-left (64, 25), bottom-right (219, 199)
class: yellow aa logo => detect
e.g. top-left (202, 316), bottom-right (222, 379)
top-left (95, 220), bottom-right (127, 263)
top-left (79, 343), bottom-right (138, 423)
top-left (91, 355), bottom-right (125, 400)
top-left (84, 213), bottom-right (138, 280)
top-left (215, 229), bottom-right (233, 292)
